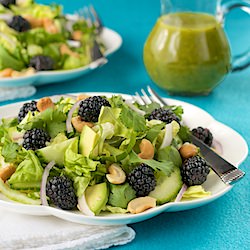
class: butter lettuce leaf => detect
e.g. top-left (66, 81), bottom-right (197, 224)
top-left (8, 151), bottom-right (43, 190)
top-left (181, 185), bottom-right (211, 201)
top-left (64, 140), bottom-right (100, 197)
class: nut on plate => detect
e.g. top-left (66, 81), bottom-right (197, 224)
top-left (127, 196), bottom-right (157, 214)
top-left (37, 97), bottom-right (54, 112)
top-left (179, 142), bottom-right (198, 159)
top-left (138, 139), bottom-right (154, 159)
top-left (71, 116), bottom-right (94, 133)
top-left (106, 163), bottom-right (126, 184)
top-left (0, 164), bottom-right (16, 182)
top-left (77, 94), bottom-right (90, 101)
top-left (0, 68), bottom-right (13, 77)
top-left (72, 30), bottom-right (83, 41)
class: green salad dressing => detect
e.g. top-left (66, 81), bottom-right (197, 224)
top-left (143, 12), bottom-right (231, 95)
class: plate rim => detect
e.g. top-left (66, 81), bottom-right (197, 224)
top-left (0, 92), bottom-right (248, 225)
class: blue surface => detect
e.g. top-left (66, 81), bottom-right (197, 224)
top-left (1, 0), bottom-right (250, 249)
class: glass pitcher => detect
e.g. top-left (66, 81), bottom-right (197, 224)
top-left (143, 0), bottom-right (250, 95)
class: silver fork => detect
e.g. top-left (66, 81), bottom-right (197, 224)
top-left (77, 5), bottom-right (104, 35)
top-left (77, 6), bottom-right (106, 62)
top-left (134, 86), bottom-right (245, 185)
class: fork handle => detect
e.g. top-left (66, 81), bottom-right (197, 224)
top-left (191, 135), bottom-right (245, 181)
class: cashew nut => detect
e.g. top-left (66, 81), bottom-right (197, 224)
top-left (138, 139), bottom-right (154, 159)
top-left (72, 30), bottom-right (83, 41)
top-left (71, 116), bottom-right (94, 133)
top-left (43, 18), bottom-right (58, 34)
top-left (127, 196), bottom-right (156, 214)
top-left (179, 143), bottom-right (198, 159)
top-left (0, 164), bottom-right (16, 182)
top-left (37, 97), bottom-right (55, 112)
top-left (60, 44), bottom-right (80, 58)
top-left (77, 94), bottom-right (90, 101)
top-left (11, 67), bottom-right (35, 78)
top-left (106, 163), bottom-right (126, 184)
top-left (0, 68), bottom-right (13, 78)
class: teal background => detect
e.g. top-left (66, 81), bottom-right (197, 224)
top-left (1, 0), bottom-right (250, 249)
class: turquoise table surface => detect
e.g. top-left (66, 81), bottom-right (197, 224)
top-left (1, 0), bottom-right (250, 249)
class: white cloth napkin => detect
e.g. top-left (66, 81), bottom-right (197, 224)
top-left (0, 86), bottom-right (36, 102)
top-left (0, 208), bottom-right (135, 250)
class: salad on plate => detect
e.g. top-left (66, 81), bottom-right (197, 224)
top-left (0, 0), bottom-right (105, 78)
top-left (0, 93), bottom-right (215, 216)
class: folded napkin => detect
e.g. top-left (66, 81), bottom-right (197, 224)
top-left (0, 208), bottom-right (135, 250)
top-left (0, 86), bottom-right (36, 102)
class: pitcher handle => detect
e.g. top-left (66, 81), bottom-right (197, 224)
top-left (219, 1), bottom-right (250, 72)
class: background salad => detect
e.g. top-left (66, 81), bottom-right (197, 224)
top-left (0, 94), bottom-right (213, 215)
top-left (0, 0), bottom-right (105, 78)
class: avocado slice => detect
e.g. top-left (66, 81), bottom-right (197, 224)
top-left (149, 167), bottom-right (183, 205)
top-left (85, 182), bottom-right (108, 215)
top-left (37, 137), bottom-right (77, 166)
top-left (79, 125), bottom-right (99, 157)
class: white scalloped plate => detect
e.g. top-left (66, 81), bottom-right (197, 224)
top-left (0, 28), bottom-right (122, 88)
top-left (0, 93), bottom-right (248, 225)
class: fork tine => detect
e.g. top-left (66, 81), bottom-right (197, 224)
top-left (147, 86), bottom-right (167, 107)
top-left (82, 6), bottom-right (93, 28)
top-left (141, 89), bottom-right (153, 104)
top-left (89, 5), bottom-right (104, 33)
top-left (135, 92), bottom-right (146, 105)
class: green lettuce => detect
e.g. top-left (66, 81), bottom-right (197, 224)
top-left (18, 108), bottom-right (67, 138)
top-left (157, 145), bottom-right (182, 168)
top-left (181, 186), bottom-right (211, 201)
top-left (109, 95), bottom-right (147, 133)
top-left (8, 151), bottom-right (43, 190)
top-left (127, 151), bottom-right (174, 176)
top-left (11, 3), bottom-right (62, 19)
top-left (108, 183), bottom-right (136, 209)
top-left (0, 125), bottom-right (26, 165)
top-left (103, 205), bottom-right (128, 214)
top-left (64, 140), bottom-right (99, 197)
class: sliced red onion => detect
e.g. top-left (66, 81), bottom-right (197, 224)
top-left (0, 14), bottom-right (13, 22)
top-left (12, 132), bottom-right (24, 143)
top-left (40, 161), bottom-right (56, 206)
top-left (66, 100), bottom-right (82, 133)
top-left (125, 100), bottom-right (146, 116)
top-left (174, 183), bottom-right (188, 202)
top-left (78, 193), bottom-right (95, 216)
top-left (160, 123), bottom-right (173, 149)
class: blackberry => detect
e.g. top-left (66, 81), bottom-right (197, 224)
top-left (78, 96), bottom-right (111, 122)
top-left (22, 128), bottom-right (50, 150)
top-left (192, 126), bottom-right (213, 147)
top-left (0, 0), bottom-right (15, 8)
top-left (148, 108), bottom-right (180, 124)
top-left (127, 164), bottom-right (156, 197)
top-left (181, 155), bottom-right (210, 186)
top-left (29, 55), bottom-right (54, 71)
top-left (8, 15), bottom-right (30, 32)
top-left (18, 100), bottom-right (38, 123)
top-left (46, 176), bottom-right (77, 210)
